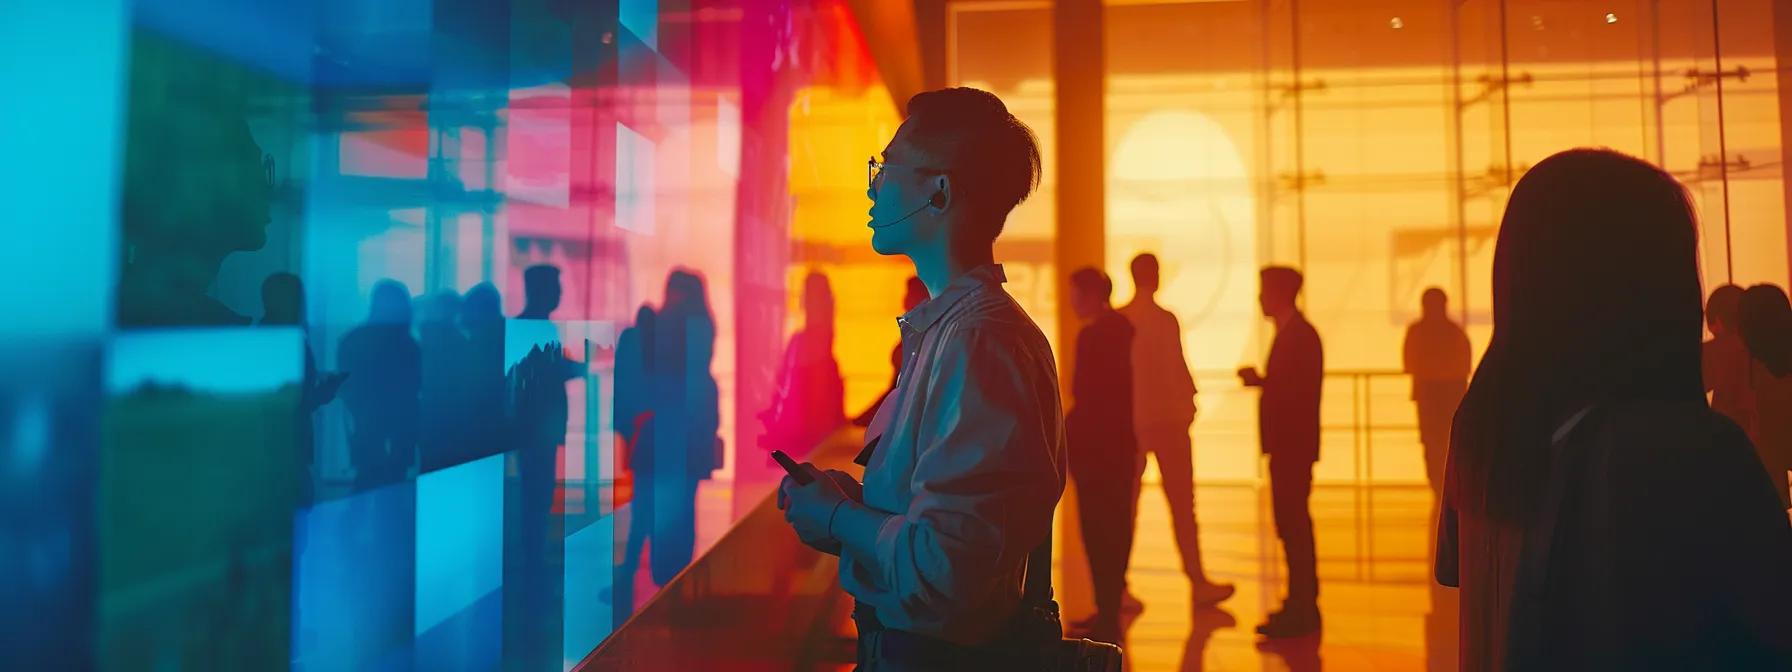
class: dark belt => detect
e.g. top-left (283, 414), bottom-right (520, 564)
top-left (853, 601), bottom-right (1019, 670)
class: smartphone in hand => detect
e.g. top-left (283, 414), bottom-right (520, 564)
top-left (770, 450), bottom-right (813, 485)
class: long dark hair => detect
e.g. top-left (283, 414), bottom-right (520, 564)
top-left (1740, 285), bottom-right (1792, 378)
top-left (656, 270), bottom-right (716, 374)
top-left (1451, 149), bottom-right (1705, 523)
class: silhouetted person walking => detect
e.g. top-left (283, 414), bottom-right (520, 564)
top-left (614, 303), bottom-right (657, 617)
top-left (855, 276), bottom-right (929, 427)
top-left (1437, 149), bottom-right (1792, 671)
top-left (1238, 266), bottom-right (1323, 639)
top-left (758, 270), bottom-right (846, 458)
top-left (1404, 287), bottom-right (1471, 496)
top-left (1705, 284), bottom-right (1757, 439)
top-left (1740, 284), bottom-right (1792, 510)
top-left (1119, 253), bottom-right (1233, 609)
top-left (1064, 267), bottom-right (1138, 643)
top-left (776, 88), bottom-right (1068, 668)
top-left (337, 280), bottom-right (421, 490)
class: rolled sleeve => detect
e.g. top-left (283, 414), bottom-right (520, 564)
top-left (848, 326), bottom-right (1064, 636)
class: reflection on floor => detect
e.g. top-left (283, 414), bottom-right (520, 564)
top-left (1111, 482), bottom-right (1455, 672)
top-left (814, 482), bottom-right (1457, 672)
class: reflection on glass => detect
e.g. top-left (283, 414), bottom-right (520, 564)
top-left (0, 0), bottom-right (890, 667)
top-left (102, 329), bottom-right (303, 669)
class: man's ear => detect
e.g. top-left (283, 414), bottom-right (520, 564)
top-left (930, 174), bottom-right (951, 211)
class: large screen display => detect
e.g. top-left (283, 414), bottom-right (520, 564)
top-left (1, 0), bottom-right (898, 668)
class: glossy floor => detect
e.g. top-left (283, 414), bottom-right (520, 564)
top-left (1114, 481), bottom-right (1455, 672)
top-left (812, 478), bottom-right (1457, 672)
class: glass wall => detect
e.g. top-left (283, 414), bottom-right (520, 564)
top-left (942, 0), bottom-right (1789, 486)
top-left (947, 1), bottom-right (1063, 352)
top-left (0, 0), bottom-right (893, 668)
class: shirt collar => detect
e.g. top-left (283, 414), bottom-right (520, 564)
top-left (898, 264), bottom-right (1006, 336)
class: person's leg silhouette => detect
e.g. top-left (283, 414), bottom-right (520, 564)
top-left (1261, 455), bottom-right (1319, 638)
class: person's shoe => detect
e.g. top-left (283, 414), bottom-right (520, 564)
top-left (1257, 606), bottom-right (1321, 639)
top-left (1191, 580), bottom-right (1236, 607)
top-left (1121, 591), bottom-right (1146, 616)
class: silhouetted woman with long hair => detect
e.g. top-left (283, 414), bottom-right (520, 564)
top-left (757, 270), bottom-right (845, 458)
top-left (641, 270), bottom-right (722, 585)
top-left (1436, 149), bottom-right (1792, 670)
top-left (1740, 284), bottom-right (1792, 510)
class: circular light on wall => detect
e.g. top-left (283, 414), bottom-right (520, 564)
top-left (1390, 17), bottom-right (1404, 30)
top-left (1605, 13), bottom-right (1618, 24)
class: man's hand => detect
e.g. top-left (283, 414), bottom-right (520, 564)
top-left (823, 469), bottom-right (864, 503)
top-left (779, 463), bottom-right (854, 554)
top-left (1237, 367), bottom-right (1264, 387)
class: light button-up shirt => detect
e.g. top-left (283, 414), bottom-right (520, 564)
top-left (833, 264), bottom-right (1066, 646)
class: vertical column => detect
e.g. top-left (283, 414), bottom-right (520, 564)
top-left (0, 5), bottom-right (126, 667)
top-left (1774, 0), bottom-right (1792, 282)
top-left (1052, 0), bottom-right (1106, 378)
top-left (1052, 0), bottom-right (1104, 624)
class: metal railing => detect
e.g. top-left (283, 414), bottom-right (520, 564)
top-left (1191, 367), bottom-right (1436, 584)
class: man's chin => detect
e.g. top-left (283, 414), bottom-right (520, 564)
top-left (868, 229), bottom-right (907, 256)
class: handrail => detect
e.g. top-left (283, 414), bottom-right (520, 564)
top-left (577, 427), bottom-right (864, 671)
top-left (1194, 367), bottom-right (1434, 583)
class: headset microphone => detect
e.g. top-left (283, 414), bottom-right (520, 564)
top-left (869, 191), bottom-right (945, 229)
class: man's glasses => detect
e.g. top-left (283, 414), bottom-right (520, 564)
top-left (868, 156), bottom-right (943, 191)
top-left (867, 157), bottom-right (887, 190)
top-left (263, 153), bottom-right (278, 190)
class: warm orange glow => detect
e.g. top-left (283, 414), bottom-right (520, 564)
top-left (787, 85), bottom-right (906, 415)
top-left (949, 1), bottom-right (1789, 490)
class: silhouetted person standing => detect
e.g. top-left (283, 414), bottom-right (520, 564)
top-left (511, 265), bottom-right (569, 364)
top-left (460, 282), bottom-right (506, 459)
top-left (1063, 267), bottom-right (1138, 642)
top-left (854, 276), bottom-right (928, 426)
top-left (758, 270), bottom-right (846, 458)
top-left (1404, 287), bottom-right (1471, 496)
top-left (777, 88), bottom-right (1067, 667)
top-left (507, 265), bottom-right (580, 670)
top-left (1704, 284), bottom-right (1756, 439)
top-left (337, 280), bottom-right (421, 490)
top-left (1238, 266), bottom-right (1323, 639)
top-left (260, 273), bottom-right (345, 504)
top-left (1119, 253), bottom-right (1234, 609)
top-left (509, 266), bottom-right (581, 535)
top-left (642, 270), bottom-right (722, 585)
top-left (615, 305), bottom-right (656, 484)
top-left (117, 77), bottom-right (272, 328)
top-left (418, 290), bottom-right (472, 471)
top-left (1740, 284), bottom-right (1792, 510)
top-left (1437, 149), bottom-right (1792, 671)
